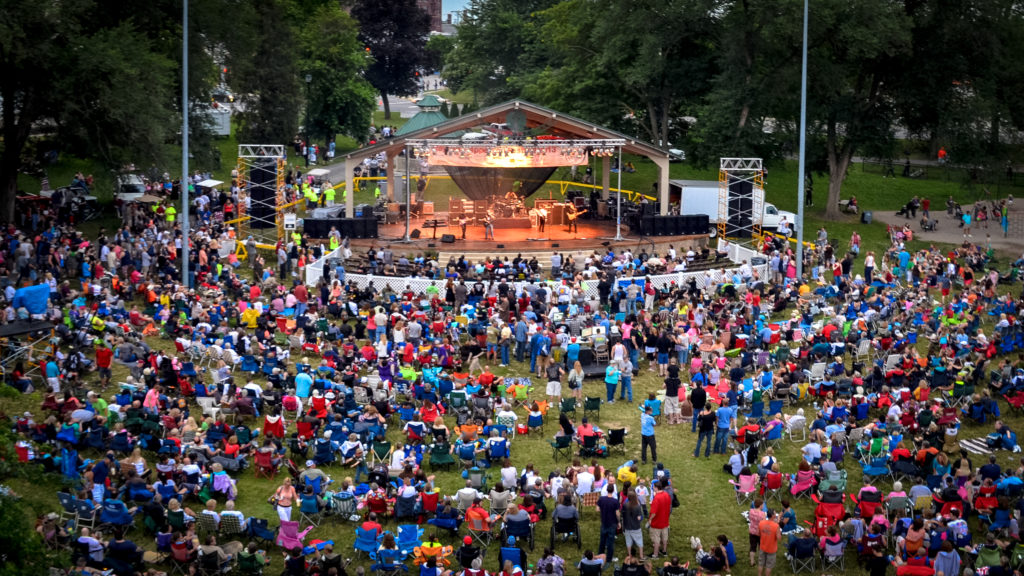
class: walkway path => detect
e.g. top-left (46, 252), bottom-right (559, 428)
top-left (872, 204), bottom-right (1024, 252)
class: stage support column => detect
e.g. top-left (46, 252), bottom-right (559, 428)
top-left (653, 156), bottom-right (670, 215)
top-left (601, 156), bottom-right (611, 200)
top-left (386, 150), bottom-right (398, 201)
top-left (345, 157), bottom-right (356, 218)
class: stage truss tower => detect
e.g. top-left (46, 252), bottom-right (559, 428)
top-left (718, 157), bottom-right (765, 244)
top-left (236, 144), bottom-right (287, 247)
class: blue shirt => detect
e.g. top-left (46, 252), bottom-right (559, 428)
top-left (641, 413), bottom-right (656, 436)
top-left (716, 406), bottom-right (734, 429)
top-left (295, 373), bottom-right (313, 398)
top-left (605, 366), bottom-right (620, 385)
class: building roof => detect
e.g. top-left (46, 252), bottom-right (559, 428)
top-left (394, 110), bottom-right (450, 136)
top-left (416, 94), bottom-right (443, 108)
top-left (345, 99), bottom-right (671, 161)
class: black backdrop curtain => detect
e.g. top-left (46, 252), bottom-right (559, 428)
top-left (443, 166), bottom-right (557, 201)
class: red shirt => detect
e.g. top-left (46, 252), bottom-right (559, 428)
top-left (95, 347), bottom-right (113, 369)
top-left (649, 490), bottom-right (672, 529)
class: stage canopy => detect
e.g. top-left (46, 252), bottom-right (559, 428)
top-left (406, 138), bottom-right (623, 201)
top-left (338, 99), bottom-right (677, 216)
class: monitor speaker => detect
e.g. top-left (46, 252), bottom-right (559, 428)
top-left (441, 234), bottom-right (456, 243)
top-left (410, 229), bottom-right (421, 239)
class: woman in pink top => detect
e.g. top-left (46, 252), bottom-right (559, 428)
top-left (143, 385), bottom-right (162, 415)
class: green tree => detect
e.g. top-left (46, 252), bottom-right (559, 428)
top-left (806, 0), bottom-right (911, 219)
top-left (444, 0), bottom-right (559, 103)
top-left (425, 34), bottom-right (456, 76)
top-left (234, 0), bottom-right (302, 144)
top-left (300, 4), bottom-right (377, 145)
top-left (351, 0), bottom-right (430, 119)
top-left (0, 495), bottom-right (45, 575)
top-left (0, 0), bottom-right (179, 220)
top-left (522, 0), bottom-right (719, 147)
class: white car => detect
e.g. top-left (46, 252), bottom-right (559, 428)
top-left (114, 173), bottom-right (147, 204)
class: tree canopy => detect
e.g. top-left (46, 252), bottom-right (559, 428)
top-left (443, 0), bottom-right (1024, 219)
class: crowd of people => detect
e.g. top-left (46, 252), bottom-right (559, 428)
top-left (2, 170), bottom-right (1023, 576)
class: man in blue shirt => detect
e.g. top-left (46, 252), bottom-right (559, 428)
top-left (640, 406), bottom-right (657, 464)
top-left (713, 404), bottom-right (735, 455)
top-left (566, 337), bottom-right (581, 367)
top-left (529, 331), bottom-right (543, 374)
top-left (514, 319), bottom-right (528, 363)
top-left (604, 364), bottom-right (620, 403)
top-left (596, 484), bottom-right (620, 560)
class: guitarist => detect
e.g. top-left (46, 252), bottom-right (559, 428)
top-left (566, 204), bottom-right (585, 233)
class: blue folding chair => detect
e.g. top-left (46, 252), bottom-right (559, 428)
top-left (354, 526), bottom-right (383, 559)
top-left (370, 547), bottom-right (408, 574)
top-left (396, 524), bottom-right (424, 556)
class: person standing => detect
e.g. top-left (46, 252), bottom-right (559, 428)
top-left (694, 403), bottom-right (716, 458)
top-left (596, 484), bottom-right (620, 561)
top-left (604, 363), bottom-right (620, 404)
top-left (647, 480), bottom-right (671, 559)
top-left (689, 384), bottom-right (706, 432)
top-left (757, 509), bottom-right (781, 576)
top-left (459, 214), bottom-right (468, 240)
top-left (640, 405), bottom-right (657, 464)
top-left (713, 402), bottom-right (735, 455)
top-left (537, 208), bottom-right (547, 232)
top-left (484, 213), bottom-right (495, 240)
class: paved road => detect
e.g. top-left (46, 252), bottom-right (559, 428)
top-left (873, 207), bottom-right (1024, 252)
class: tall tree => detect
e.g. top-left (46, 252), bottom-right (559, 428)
top-left (300, 4), bottom-right (377, 145)
top-left (521, 0), bottom-right (719, 147)
top-left (234, 0), bottom-right (302, 144)
top-left (807, 0), bottom-right (911, 219)
top-left (0, 0), bottom-right (177, 220)
top-left (351, 0), bottom-right (430, 119)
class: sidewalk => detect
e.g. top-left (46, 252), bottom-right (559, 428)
top-left (872, 208), bottom-right (1024, 252)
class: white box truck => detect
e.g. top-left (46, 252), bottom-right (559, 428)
top-left (669, 179), bottom-right (796, 236)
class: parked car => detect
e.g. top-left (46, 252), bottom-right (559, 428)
top-left (114, 172), bottom-right (147, 204)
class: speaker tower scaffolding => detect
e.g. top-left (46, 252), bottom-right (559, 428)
top-left (236, 144), bottom-right (287, 247)
top-left (717, 157), bottom-right (765, 244)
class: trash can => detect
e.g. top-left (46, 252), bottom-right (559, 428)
top-left (861, 211), bottom-right (873, 224)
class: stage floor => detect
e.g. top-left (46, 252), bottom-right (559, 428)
top-left (350, 214), bottom-right (709, 256)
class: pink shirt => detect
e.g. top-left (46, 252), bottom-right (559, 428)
top-left (143, 388), bottom-right (160, 410)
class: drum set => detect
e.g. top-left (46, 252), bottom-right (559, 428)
top-left (488, 193), bottom-right (528, 218)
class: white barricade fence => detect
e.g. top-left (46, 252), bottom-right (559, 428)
top-left (217, 240), bottom-right (237, 259)
top-left (303, 239), bottom-right (765, 299)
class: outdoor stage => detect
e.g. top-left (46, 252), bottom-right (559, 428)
top-left (348, 214), bottom-right (710, 257)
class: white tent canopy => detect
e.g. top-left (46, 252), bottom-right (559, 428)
top-left (196, 179), bottom-right (224, 188)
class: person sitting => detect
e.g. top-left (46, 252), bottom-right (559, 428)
top-left (694, 536), bottom-right (730, 573)
top-left (577, 550), bottom-right (607, 576)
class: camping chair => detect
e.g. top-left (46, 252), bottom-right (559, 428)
top-left (429, 442), bottom-right (456, 471)
top-left (579, 434), bottom-right (603, 458)
top-left (169, 540), bottom-right (196, 576)
top-left (527, 413), bottom-right (544, 435)
top-left (550, 435), bottom-right (573, 461)
top-left (762, 472), bottom-right (784, 503)
top-left (559, 398), bottom-right (576, 421)
top-left (371, 440), bottom-right (393, 466)
top-left (220, 514), bottom-right (246, 539)
top-left (253, 450), bottom-right (278, 480)
top-left (99, 499), bottom-right (136, 530)
top-left (299, 493), bottom-right (323, 527)
top-left (370, 547), bottom-right (408, 575)
top-left (606, 428), bottom-right (627, 456)
top-left (730, 474), bottom-right (758, 505)
top-left (790, 542), bottom-right (817, 574)
top-left (196, 512), bottom-right (219, 538)
top-left (466, 515), bottom-right (495, 548)
top-left (820, 539), bottom-right (845, 572)
top-left (57, 492), bottom-right (77, 525)
top-left (247, 518), bottom-right (277, 549)
top-left (275, 520), bottom-right (313, 551)
top-left (396, 524), bottom-right (424, 557)
top-left (75, 499), bottom-right (97, 530)
top-left (583, 397), bottom-right (601, 420)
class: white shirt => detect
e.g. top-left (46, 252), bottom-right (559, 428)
top-left (576, 471), bottom-right (595, 495)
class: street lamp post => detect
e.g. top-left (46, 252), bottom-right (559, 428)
top-left (181, 0), bottom-right (190, 287)
top-left (795, 0), bottom-right (809, 278)
top-left (304, 74), bottom-right (312, 168)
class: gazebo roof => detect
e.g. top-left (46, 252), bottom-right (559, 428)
top-left (416, 94), bottom-right (443, 108)
top-left (395, 110), bottom-right (449, 136)
top-left (345, 99), bottom-right (671, 160)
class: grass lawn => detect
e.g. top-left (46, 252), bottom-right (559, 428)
top-left (3, 299), bottom-right (1024, 576)
top-left (2, 146), bottom-right (1022, 573)
top-left (429, 88), bottom-right (477, 106)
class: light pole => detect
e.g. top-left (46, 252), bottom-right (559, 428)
top-left (304, 73), bottom-right (312, 167)
top-left (614, 147), bottom-right (623, 241)
top-left (181, 0), bottom-right (190, 287)
top-left (795, 0), bottom-right (809, 278)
